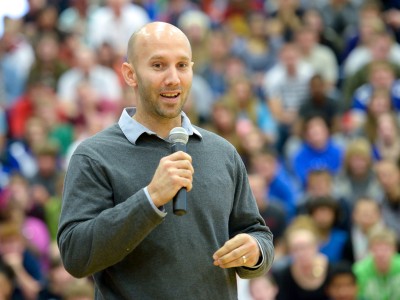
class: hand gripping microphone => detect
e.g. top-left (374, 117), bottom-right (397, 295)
top-left (169, 127), bottom-right (189, 216)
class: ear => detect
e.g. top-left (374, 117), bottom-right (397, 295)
top-left (121, 62), bottom-right (137, 87)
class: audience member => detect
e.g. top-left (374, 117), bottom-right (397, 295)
top-left (325, 261), bottom-right (360, 300)
top-left (375, 159), bottom-right (400, 242)
top-left (353, 226), bottom-right (400, 300)
top-left (342, 32), bottom-right (400, 105)
top-left (220, 76), bottom-right (277, 143)
top-left (306, 196), bottom-right (349, 263)
top-left (342, 197), bottom-right (384, 263)
top-left (249, 146), bottom-right (297, 221)
top-left (0, 218), bottom-right (43, 300)
top-left (372, 112), bottom-right (400, 162)
top-left (263, 43), bottom-right (315, 153)
top-left (333, 138), bottom-right (383, 206)
top-left (56, 46), bottom-right (122, 108)
top-left (350, 61), bottom-right (400, 115)
top-left (298, 74), bottom-right (342, 132)
top-left (86, 0), bottom-right (150, 55)
top-left (294, 26), bottom-right (339, 91)
top-left (290, 115), bottom-right (343, 188)
top-left (273, 215), bottom-right (331, 300)
top-left (0, 18), bottom-right (35, 107)
top-left (249, 273), bottom-right (279, 300)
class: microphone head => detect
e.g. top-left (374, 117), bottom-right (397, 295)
top-left (169, 127), bottom-right (189, 144)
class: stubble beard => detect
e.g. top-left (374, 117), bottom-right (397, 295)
top-left (138, 82), bottom-right (187, 120)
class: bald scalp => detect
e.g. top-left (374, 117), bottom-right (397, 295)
top-left (126, 22), bottom-right (192, 66)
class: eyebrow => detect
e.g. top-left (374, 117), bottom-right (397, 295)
top-left (149, 55), bottom-right (191, 61)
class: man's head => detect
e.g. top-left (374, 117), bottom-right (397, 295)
top-left (368, 227), bottom-right (397, 274)
top-left (352, 197), bottom-right (381, 233)
top-left (121, 22), bottom-right (194, 127)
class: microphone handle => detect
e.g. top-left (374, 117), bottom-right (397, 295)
top-left (172, 142), bottom-right (187, 216)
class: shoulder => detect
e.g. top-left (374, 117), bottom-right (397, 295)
top-left (194, 126), bottom-right (237, 150)
top-left (72, 124), bottom-right (123, 157)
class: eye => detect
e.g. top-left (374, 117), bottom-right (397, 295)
top-left (178, 62), bottom-right (189, 69)
top-left (152, 63), bottom-right (163, 70)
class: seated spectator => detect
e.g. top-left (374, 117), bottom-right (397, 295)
top-left (204, 101), bottom-right (243, 155)
top-left (230, 11), bottom-right (280, 85)
top-left (375, 159), bottom-right (400, 242)
top-left (236, 120), bottom-right (269, 169)
top-left (353, 226), bottom-right (400, 300)
top-left (333, 138), bottom-right (383, 206)
top-left (56, 46), bottom-right (122, 110)
top-left (2, 174), bottom-right (51, 271)
top-left (86, 0), bottom-right (149, 55)
top-left (294, 26), bottom-right (339, 92)
top-left (302, 8), bottom-right (343, 63)
top-left (298, 169), bottom-right (351, 231)
top-left (57, 0), bottom-right (96, 43)
top-left (177, 9), bottom-right (211, 74)
top-left (319, 0), bottom-right (358, 41)
top-left (38, 243), bottom-right (92, 300)
top-left (26, 33), bottom-right (68, 91)
top-left (342, 197), bottom-right (384, 263)
top-left (325, 261), bottom-right (360, 300)
top-left (296, 74), bottom-right (341, 141)
top-left (342, 32), bottom-right (400, 107)
top-left (350, 61), bottom-right (400, 114)
top-left (372, 112), bottom-right (400, 162)
top-left (197, 28), bottom-right (232, 104)
top-left (262, 43), bottom-right (315, 153)
top-left (290, 115), bottom-right (343, 188)
top-left (306, 196), bottom-right (349, 263)
top-left (0, 219), bottom-right (43, 300)
top-left (267, 0), bottom-right (303, 42)
top-left (249, 273), bottom-right (279, 300)
top-left (0, 18), bottom-right (35, 107)
top-left (353, 88), bottom-right (393, 141)
top-left (249, 146), bottom-right (297, 221)
top-left (273, 215), bottom-right (331, 300)
top-left (220, 76), bottom-right (277, 144)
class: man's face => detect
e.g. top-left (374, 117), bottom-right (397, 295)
top-left (131, 28), bottom-right (193, 122)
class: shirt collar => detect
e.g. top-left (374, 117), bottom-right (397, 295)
top-left (118, 107), bottom-right (202, 145)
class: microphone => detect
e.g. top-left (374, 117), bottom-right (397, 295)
top-left (169, 127), bottom-right (189, 216)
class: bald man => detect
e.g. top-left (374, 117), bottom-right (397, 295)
top-left (57, 22), bottom-right (274, 299)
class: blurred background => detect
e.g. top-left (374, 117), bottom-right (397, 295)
top-left (1, 0), bottom-right (400, 299)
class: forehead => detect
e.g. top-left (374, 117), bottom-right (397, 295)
top-left (135, 25), bottom-right (192, 61)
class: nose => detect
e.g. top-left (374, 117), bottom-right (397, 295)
top-left (164, 66), bottom-right (180, 86)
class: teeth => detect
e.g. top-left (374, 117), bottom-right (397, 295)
top-left (161, 93), bottom-right (179, 98)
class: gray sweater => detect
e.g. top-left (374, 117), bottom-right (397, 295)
top-left (57, 124), bottom-right (274, 299)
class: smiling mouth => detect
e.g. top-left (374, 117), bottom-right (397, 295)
top-left (160, 92), bottom-right (180, 99)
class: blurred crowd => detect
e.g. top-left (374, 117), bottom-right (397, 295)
top-left (1, 0), bottom-right (400, 299)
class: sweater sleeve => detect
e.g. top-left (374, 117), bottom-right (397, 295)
top-left (57, 153), bottom-right (165, 278)
top-left (229, 150), bottom-right (275, 279)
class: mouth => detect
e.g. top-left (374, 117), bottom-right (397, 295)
top-left (160, 92), bottom-right (181, 99)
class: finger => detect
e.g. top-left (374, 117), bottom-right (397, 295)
top-left (213, 234), bottom-right (260, 268)
top-left (215, 249), bottom-right (259, 269)
top-left (169, 151), bottom-right (192, 163)
top-left (213, 234), bottom-right (245, 259)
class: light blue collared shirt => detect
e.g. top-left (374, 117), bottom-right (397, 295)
top-left (118, 107), bottom-right (202, 217)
